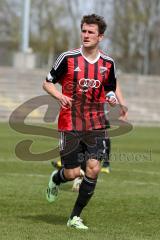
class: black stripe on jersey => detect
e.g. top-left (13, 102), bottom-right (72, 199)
top-left (81, 60), bottom-right (88, 130)
top-left (72, 56), bottom-right (79, 130)
top-left (97, 84), bottom-right (103, 99)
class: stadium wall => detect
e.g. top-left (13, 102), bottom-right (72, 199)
top-left (0, 67), bottom-right (160, 126)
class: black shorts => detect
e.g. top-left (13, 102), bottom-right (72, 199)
top-left (59, 130), bottom-right (110, 169)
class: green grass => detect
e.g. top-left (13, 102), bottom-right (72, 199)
top-left (0, 123), bottom-right (160, 240)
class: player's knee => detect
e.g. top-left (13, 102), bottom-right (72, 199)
top-left (92, 165), bottom-right (100, 177)
top-left (64, 169), bottom-right (80, 180)
top-left (86, 160), bottom-right (100, 178)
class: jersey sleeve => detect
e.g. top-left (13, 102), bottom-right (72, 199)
top-left (46, 53), bottom-right (68, 84)
top-left (104, 61), bottom-right (116, 92)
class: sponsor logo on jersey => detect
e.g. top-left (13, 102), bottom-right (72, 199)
top-left (79, 78), bottom-right (101, 92)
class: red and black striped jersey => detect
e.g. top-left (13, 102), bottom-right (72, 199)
top-left (46, 47), bottom-right (116, 131)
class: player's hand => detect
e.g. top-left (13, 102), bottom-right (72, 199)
top-left (107, 96), bottom-right (117, 107)
top-left (106, 91), bottom-right (117, 107)
top-left (59, 94), bottom-right (73, 109)
top-left (119, 105), bottom-right (128, 121)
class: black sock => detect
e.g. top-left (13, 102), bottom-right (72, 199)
top-left (52, 168), bottom-right (67, 185)
top-left (70, 175), bottom-right (97, 219)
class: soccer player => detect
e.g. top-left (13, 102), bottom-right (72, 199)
top-left (43, 14), bottom-right (117, 230)
top-left (52, 83), bottom-right (128, 190)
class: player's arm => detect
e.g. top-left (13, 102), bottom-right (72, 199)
top-left (43, 54), bottom-right (72, 108)
top-left (104, 61), bottom-right (117, 107)
top-left (43, 81), bottom-right (72, 108)
top-left (115, 81), bottom-right (128, 120)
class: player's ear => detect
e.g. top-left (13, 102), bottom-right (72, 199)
top-left (98, 34), bottom-right (104, 42)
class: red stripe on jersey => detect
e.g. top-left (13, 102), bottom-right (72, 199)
top-left (70, 56), bottom-right (78, 130)
top-left (58, 57), bottom-right (75, 131)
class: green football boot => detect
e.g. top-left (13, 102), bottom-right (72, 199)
top-left (46, 170), bottom-right (59, 203)
top-left (67, 216), bottom-right (88, 230)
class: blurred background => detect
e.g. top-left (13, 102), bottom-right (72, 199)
top-left (1, 2), bottom-right (160, 239)
top-left (0, 0), bottom-right (160, 125)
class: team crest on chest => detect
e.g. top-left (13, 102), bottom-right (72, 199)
top-left (100, 66), bottom-right (107, 76)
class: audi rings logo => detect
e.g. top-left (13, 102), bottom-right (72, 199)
top-left (79, 78), bottom-right (101, 92)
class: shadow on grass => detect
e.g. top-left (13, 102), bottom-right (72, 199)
top-left (60, 183), bottom-right (76, 192)
top-left (20, 214), bottom-right (66, 225)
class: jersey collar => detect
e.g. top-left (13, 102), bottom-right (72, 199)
top-left (80, 46), bottom-right (100, 64)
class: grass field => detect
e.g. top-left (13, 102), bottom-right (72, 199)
top-left (0, 122), bottom-right (160, 240)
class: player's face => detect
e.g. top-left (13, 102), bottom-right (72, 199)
top-left (81, 23), bottom-right (104, 49)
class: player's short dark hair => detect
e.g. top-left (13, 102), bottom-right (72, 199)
top-left (81, 14), bottom-right (107, 34)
